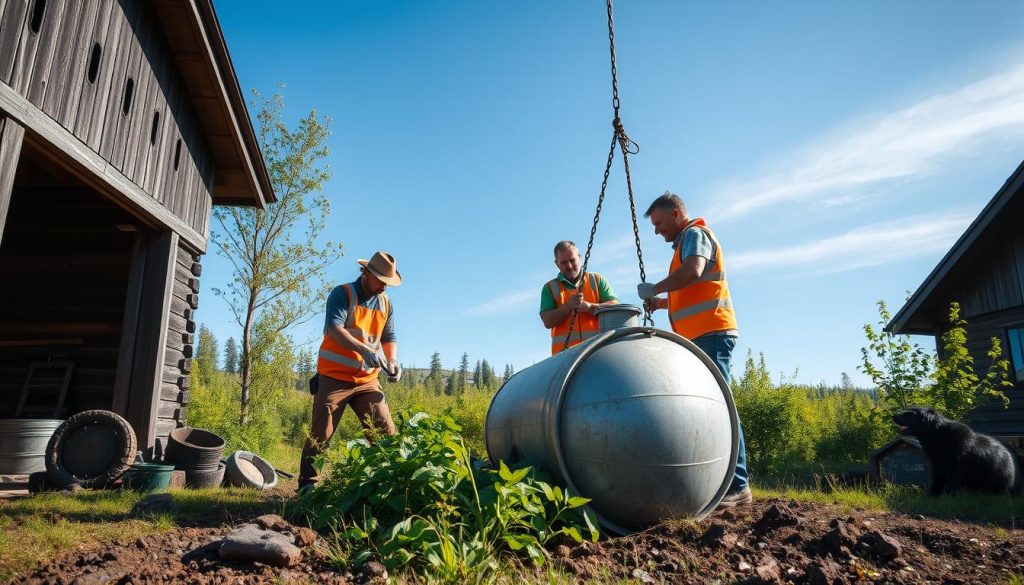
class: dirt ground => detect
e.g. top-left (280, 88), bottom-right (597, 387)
top-left (12, 495), bottom-right (1024, 584)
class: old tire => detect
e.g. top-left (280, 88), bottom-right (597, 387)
top-left (45, 410), bottom-right (137, 489)
top-left (183, 462), bottom-right (226, 489)
top-left (165, 427), bottom-right (225, 468)
top-left (224, 451), bottom-right (277, 489)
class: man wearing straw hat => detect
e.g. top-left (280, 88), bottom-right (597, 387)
top-left (299, 251), bottom-right (403, 490)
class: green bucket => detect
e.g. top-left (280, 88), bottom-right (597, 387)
top-left (121, 462), bottom-right (175, 492)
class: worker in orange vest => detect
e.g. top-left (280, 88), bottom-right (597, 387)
top-left (299, 251), bottom-right (403, 490)
top-left (637, 192), bottom-right (751, 509)
top-left (540, 240), bottom-right (619, 355)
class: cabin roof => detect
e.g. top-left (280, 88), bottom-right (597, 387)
top-left (887, 159), bottom-right (1024, 335)
top-left (152, 0), bottom-right (274, 208)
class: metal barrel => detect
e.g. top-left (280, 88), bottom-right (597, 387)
top-left (486, 312), bottom-right (738, 533)
top-left (0, 419), bottom-right (64, 474)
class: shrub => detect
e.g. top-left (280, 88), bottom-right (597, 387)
top-left (296, 412), bottom-right (598, 581)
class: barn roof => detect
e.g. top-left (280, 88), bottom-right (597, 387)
top-left (152, 0), bottom-right (274, 208)
top-left (887, 159), bottom-right (1024, 334)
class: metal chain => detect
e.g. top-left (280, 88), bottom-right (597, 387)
top-left (563, 132), bottom-right (618, 352)
top-left (563, 0), bottom-right (653, 349)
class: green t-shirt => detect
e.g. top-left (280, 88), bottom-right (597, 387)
top-left (539, 272), bottom-right (618, 313)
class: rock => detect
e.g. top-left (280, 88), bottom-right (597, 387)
top-left (132, 493), bottom-right (175, 516)
top-left (135, 537), bottom-right (148, 549)
top-left (294, 527), bottom-right (318, 548)
top-left (657, 560), bottom-right (680, 573)
top-left (256, 514), bottom-right (292, 532)
top-left (754, 557), bottom-right (781, 582)
top-left (360, 560), bottom-right (389, 583)
top-left (630, 568), bottom-right (656, 584)
top-left (702, 522), bottom-right (739, 549)
top-left (738, 561), bottom-right (752, 571)
top-left (218, 523), bottom-right (303, 567)
top-left (754, 504), bottom-right (801, 533)
top-left (823, 520), bottom-right (860, 557)
top-left (804, 559), bottom-right (846, 585)
top-left (858, 530), bottom-right (902, 562)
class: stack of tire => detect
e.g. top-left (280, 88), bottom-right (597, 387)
top-left (164, 427), bottom-right (226, 488)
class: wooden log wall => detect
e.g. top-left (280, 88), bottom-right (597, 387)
top-left (0, 0), bottom-right (214, 236)
top-left (0, 186), bottom-right (135, 417)
top-left (153, 243), bottom-right (199, 454)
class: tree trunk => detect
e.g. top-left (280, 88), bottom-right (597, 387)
top-left (239, 294), bottom-right (256, 427)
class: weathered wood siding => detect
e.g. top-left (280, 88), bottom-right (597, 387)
top-left (153, 243), bottom-right (198, 454)
top-left (0, 186), bottom-right (136, 417)
top-left (0, 0), bottom-right (214, 236)
top-left (924, 203), bottom-right (1024, 435)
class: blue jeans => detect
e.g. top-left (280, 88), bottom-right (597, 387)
top-left (692, 332), bottom-right (749, 492)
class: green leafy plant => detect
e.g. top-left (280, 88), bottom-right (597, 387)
top-left (296, 411), bottom-right (598, 581)
top-left (860, 300), bottom-right (1012, 421)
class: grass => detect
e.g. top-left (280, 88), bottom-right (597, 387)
top-left (0, 486), bottom-right (289, 582)
top-left (755, 482), bottom-right (1024, 525)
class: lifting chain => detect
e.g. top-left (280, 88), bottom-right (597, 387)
top-left (563, 0), bottom-right (653, 352)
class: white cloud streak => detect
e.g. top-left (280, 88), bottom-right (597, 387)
top-left (729, 211), bottom-right (975, 275)
top-left (709, 61), bottom-right (1024, 220)
top-left (464, 288), bottom-right (536, 316)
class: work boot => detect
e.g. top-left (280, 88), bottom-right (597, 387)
top-left (716, 486), bottom-right (753, 510)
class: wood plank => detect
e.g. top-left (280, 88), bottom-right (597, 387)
top-left (141, 38), bottom-right (171, 196)
top-left (0, 82), bottom-right (208, 251)
top-left (159, 382), bottom-right (187, 403)
top-left (24, 0), bottom-right (69, 107)
top-left (90, 0), bottom-right (132, 152)
top-left (111, 232), bottom-right (145, 415)
top-left (6, 0), bottom-right (41, 90)
top-left (129, 5), bottom-right (166, 189)
top-left (166, 312), bottom-right (195, 335)
top-left (157, 399), bottom-right (181, 419)
top-left (125, 229), bottom-right (177, 457)
top-left (117, 1), bottom-right (155, 178)
top-left (48, 0), bottom-right (99, 127)
top-left (0, 116), bottom-right (25, 245)
top-left (71, 0), bottom-right (115, 146)
top-left (101, 0), bottom-right (144, 170)
top-left (0, 0), bottom-right (29, 83)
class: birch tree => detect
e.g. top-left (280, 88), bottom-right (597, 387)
top-left (213, 90), bottom-right (341, 426)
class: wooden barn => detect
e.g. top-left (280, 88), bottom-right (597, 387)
top-left (0, 0), bottom-right (273, 457)
top-left (888, 159), bottom-right (1024, 438)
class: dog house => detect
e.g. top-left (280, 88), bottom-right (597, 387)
top-left (0, 0), bottom-right (273, 457)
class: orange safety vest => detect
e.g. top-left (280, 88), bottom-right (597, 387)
top-left (548, 273), bottom-right (602, 355)
top-left (667, 218), bottom-right (738, 339)
top-left (317, 283), bottom-right (391, 384)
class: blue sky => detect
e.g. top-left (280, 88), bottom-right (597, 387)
top-left (196, 1), bottom-right (1024, 385)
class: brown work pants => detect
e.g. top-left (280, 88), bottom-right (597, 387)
top-left (298, 374), bottom-right (397, 484)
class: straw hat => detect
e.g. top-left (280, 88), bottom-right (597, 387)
top-left (357, 251), bottom-right (402, 286)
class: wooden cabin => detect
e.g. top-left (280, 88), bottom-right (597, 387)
top-left (888, 159), bottom-right (1024, 439)
top-left (0, 0), bottom-right (273, 457)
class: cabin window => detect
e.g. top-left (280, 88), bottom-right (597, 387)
top-left (29, 0), bottom-right (46, 34)
top-left (150, 111), bottom-right (160, 146)
top-left (87, 43), bottom-right (102, 84)
top-left (121, 78), bottom-right (135, 116)
top-left (1008, 326), bottom-right (1024, 383)
top-left (173, 138), bottom-right (182, 171)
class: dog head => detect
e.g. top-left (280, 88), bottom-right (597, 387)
top-left (892, 406), bottom-right (940, 436)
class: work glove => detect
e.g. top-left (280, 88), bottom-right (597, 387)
top-left (637, 282), bottom-right (656, 300)
top-left (358, 346), bottom-right (384, 369)
top-left (387, 362), bottom-right (403, 383)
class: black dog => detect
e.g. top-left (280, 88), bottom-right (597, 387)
top-left (892, 406), bottom-right (1020, 496)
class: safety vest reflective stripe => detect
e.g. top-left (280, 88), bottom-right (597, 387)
top-left (670, 297), bottom-right (733, 322)
top-left (318, 348), bottom-right (363, 369)
top-left (551, 329), bottom-right (602, 345)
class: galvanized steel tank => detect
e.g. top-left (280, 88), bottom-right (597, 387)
top-left (0, 419), bottom-right (64, 474)
top-left (486, 304), bottom-right (738, 533)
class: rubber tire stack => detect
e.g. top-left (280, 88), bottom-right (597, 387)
top-left (44, 410), bottom-right (137, 489)
top-left (164, 427), bottom-right (226, 488)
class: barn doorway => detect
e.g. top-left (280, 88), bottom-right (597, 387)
top-left (0, 145), bottom-right (141, 420)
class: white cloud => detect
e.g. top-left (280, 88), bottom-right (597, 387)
top-left (709, 61), bottom-right (1024, 220)
top-left (464, 288), bottom-right (536, 316)
top-left (729, 211), bottom-right (974, 275)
